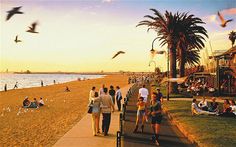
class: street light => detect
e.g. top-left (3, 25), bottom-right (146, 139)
top-left (148, 60), bottom-right (157, 72)
top-left (150, 37), bottom-right (169, 101)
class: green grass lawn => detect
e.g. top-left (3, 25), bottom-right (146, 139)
top-left (164, 100), bottom-right (236, 147)
top-left (151, 84), bottom-right (193, 98)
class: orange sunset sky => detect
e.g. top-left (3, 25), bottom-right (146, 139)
top-left (1, 0), bottom-right (236, 72)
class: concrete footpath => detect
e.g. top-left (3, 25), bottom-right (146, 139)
top-left (53, 84), bottom-right (132, 147)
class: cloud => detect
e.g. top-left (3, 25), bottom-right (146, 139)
top-left (221, 8), bottom-right (236, 15)
top-left (203, 15), bottom-right (218, 24)
top-left (102, 0), bottom-right (113, 2)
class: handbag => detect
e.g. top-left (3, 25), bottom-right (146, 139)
top-left (87, 106), bottom-right (93, 114)
top-left (87, 100), bottom-right (93, 114)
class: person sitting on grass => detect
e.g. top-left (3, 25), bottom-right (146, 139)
top-left (191, 99), bottom-right (216, 115)
top-left (198, 97), bottom-right (208, 111)
top-left (230, 99), bottom-right (236, 115)
top-left (133, 97), bottom-right (147, 133)
top-left (39, 97), bottom-right (45, 106)
top-left (208, 97), bottom-right (219, 112)
top-left (218, 99), bottom-right (235, 117)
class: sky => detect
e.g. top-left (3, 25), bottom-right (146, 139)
top-left (1, 0), bottom-right (236, 72)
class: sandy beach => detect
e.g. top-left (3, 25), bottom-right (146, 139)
top-left (0, 74), bottom-right (128, 146)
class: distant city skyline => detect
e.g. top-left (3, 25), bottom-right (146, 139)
top-left (1, 0), bottom-right (236, 72)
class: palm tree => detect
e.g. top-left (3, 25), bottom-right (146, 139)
top-left (229, 31), bottom-right (236, 47)
top-left (137, 9), bottom-right (207, 93)
top-left (177, 47), bottom-right (201, 75)
top-left (177, 14), bottom-right (208, 77)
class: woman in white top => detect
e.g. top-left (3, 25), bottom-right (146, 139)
top-left (89, 87), bottom-right (96, 102)
top-left (192, 99), bottom-right (216, 115)
top-left (91, 92), bottom-right (101, 136)
top-left (229, 99), bottom-right (236, 115)
top-left (198, 97), bottom-right (208, 111)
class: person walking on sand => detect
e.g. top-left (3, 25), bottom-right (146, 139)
top-left (148, 92), bottom-right (162, 146)
top-left (41, 80), bottom-right (44, 87)
top-left (133, 97), bottom-right (147, 133)
top-left (4, 84), bottom-right (7, 92)
top-left (116, 86), bottom-right (122, 111)
top-left (100, 87), bottom-right (115, 136)
top-left (91, 92), bottom-right (101, 136)
top-left (13, 82), bottom-right (18, 89)
top-left (109, 85), bottom-right (116, 105)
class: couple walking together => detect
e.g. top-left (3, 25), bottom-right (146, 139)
top-left (89, 85), bottom-right (122, 136)
top-left (135, 84), bottom-right (163, 146)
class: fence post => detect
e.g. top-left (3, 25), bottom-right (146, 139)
top-left (122, 104), bottom-right (126, 120)
top-left (119, 113), bottom-right (123, 135)
top-left (116, 131), bottom-right (121, 147)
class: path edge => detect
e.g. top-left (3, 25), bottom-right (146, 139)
top-left (162, 107), bottom-right (202, 147)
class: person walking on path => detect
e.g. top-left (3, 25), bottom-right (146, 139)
top-left (109, 85), bottom-right (116, 105)
top-left (100, 88), bottom-right (115, 136)
top-left (89, 87), bottom-right (96, 102)
top-left (148, 92), bottom-right (162, 146)
top-left (156, 88), bottom-right (163, 103)
top-left (133, 97), bottom-right (147, 133)
top-left (138, 85), bottom-right (149, 103)
top-left (115, 86), bottom-right (122, 111)
top-left (99, 84), bottom-right (105, 96)
top-left (91, 92), bottom-right (101, 136)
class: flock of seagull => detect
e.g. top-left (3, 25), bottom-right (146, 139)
top-left (7, 6), bottom-right (39, 44)
top-left (6, 6), bottom-right (233, 59)
top-left (6, 6), bottom-right (125, 59)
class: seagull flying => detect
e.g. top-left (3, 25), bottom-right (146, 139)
top-left (6, 6), bottom-right (24, 21)
top-left (14, 35), bottom-right (22, 43)
top-left (26, 22), bottom-right (39, 33)
top-left (217, 11), bottom-right (233, 27)
top-left (112, 51), bottom-right (125, 59)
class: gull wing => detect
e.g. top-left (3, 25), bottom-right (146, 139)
top-left (217, 11), bottom-right (225, 22)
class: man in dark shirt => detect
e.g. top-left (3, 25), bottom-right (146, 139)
top-left (156, 88), bottom-right (163, 103)
top-left (109, 85), bottom-right (116, 105)
top-left (208, 97), bottom-right (219, 112)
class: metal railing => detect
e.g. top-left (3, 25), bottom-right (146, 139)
top-left (116, 131), bottom-right (121, 147)
top-left (116, 83), bottom-right (138, 147)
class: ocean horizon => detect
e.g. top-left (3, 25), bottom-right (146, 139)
top-left (0, 73), bottom-right (105, 91)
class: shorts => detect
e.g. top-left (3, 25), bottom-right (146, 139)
top-left (137, 110), bottom-right (145, 116)
top-left (151, 114), bottom-right (162, 124)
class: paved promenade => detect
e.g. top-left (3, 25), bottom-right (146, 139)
top-left (122, 85), bottom-right (195, 147)
top-left (53, 84), bottom-right (132, 147)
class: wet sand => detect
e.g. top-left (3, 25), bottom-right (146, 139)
top-left (0, 74), bottom-right (128, 146)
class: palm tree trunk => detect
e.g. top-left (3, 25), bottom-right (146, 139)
top-left (169, 47), bottom-right (178, 94)
top-left (179, 48), bottom-right (185, 77)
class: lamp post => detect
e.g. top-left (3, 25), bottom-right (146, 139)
top-left (148, 60), bottom-right (157, 72)
top-left (150, 37), bottom-right (169, 101)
